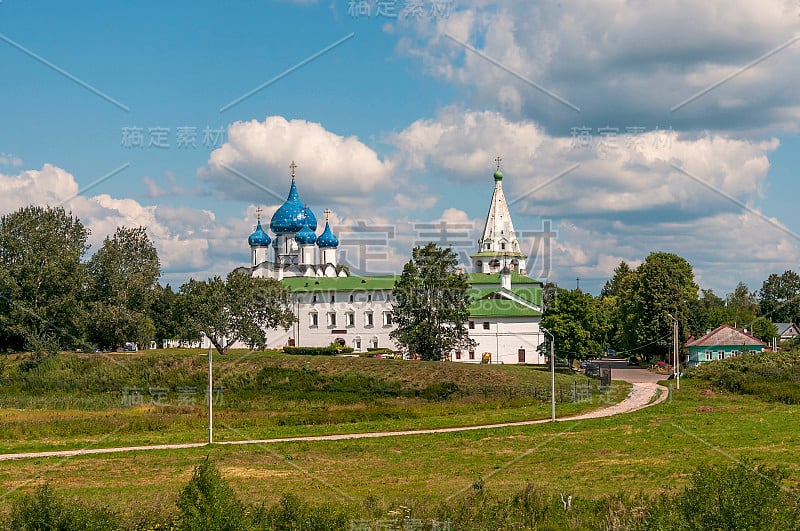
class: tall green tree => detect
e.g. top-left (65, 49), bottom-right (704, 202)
top-left (541, 288), bottom-right (602, 363)
top-left (687, 288), bottom-right (726, 336)
top-left (151, 283), bottom-right (184, 345)
top-left (86, 227), bottom-right (160, 349)
top-left (623, 252), bottom-right (698, 360)
top-left (750, 317), bottom-right (778, 343)
top-left (179, 271), bottom-right (296, 355)
top-left (598, 261), bottom-right (636, 350)
top-left (391, 243), bottom-right (475, 361)
top-left (726, 282), bottom-right (759, 327)
top-left (0, 205), bottom-right (89, 351)
top-left (759, 270), bottom-right (800, 323)
top-left (599, 261), bottom-right (633, 299)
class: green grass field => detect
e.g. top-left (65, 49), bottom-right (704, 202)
top-left (1, 350), bottom-right (799, 528)
top-left (0, 350), bottom-right (616, 455)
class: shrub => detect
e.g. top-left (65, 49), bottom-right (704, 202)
top-left (283, 345), bottom-right (354, 356)
top-left (176, 458), bottom-right (246, 531)
top-left (639, 461), bottom-right (800, 530)
top-left (9, 483), bottom-right (121, 531)
top-left (419, 381), bottom-right (460, 401)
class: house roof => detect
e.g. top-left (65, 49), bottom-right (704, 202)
top-left (282, 272), bottom-right (543, 292)
top-left (282, 275), bottom-right (397, 292)
top-left (775, 323), bottom-right (798, 336)
top-left (686, 324), bottom-right (766, 348)
top-left (467, 272), bottom-right (542, 285)
top-left (469, 298), bottom-right (542, 318)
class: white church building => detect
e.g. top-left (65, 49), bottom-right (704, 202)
top-left (232, 161), bottom-right (545, 364)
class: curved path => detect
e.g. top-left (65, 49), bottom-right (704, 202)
top-left (0, 371), bottom-right (668, 461)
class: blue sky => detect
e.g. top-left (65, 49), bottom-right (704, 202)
top-left (1, 0), bottom-right (799, 295)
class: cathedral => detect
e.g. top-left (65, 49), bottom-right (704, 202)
top-left (236, 160), bottom-right (545, 364)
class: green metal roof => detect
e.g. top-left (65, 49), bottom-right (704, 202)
top-left (282, 273), bottom-right (544, 306)
top-left (509, 287), bottom-right (543, 307)
top-left (467, 272), bottom-right (541, 285)
top-left (282, 275), bottom-right (397, 292)
top-left (470, 298), bottom-right (542, 318)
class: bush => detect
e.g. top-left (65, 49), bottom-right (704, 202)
top-left (176, 458), bottom-right (246, 531)
top-left (9, 483), bottom-right (121, 531)
top-left (419, 381), bottom-right (460, 401)
top-left (688, 350), bottom-right (800, 404)
top-left (283, 345), bottom-right (354, 356)
top-left (639, 461), bottom-right (800, 530)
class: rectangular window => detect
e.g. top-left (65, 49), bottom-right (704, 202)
top-left (353, 338), bottom-right (361, 350)
top-left (346, 312), bottom-right (355, 327)
top-left (383, 312), bottom-right (393, 326)
top-left (327, 312), bottom-right (336, 327)
top-left (309, 313), bottom-right (318, 328)
top-left (705, 350), bottom-right (712, 361)
top-left (365, 312), bottom-right (374, 326)
top-left (718, 350), bottom-right (725, 360)
top-left (483, 322), bottom-right (490, 330)
top-left (370, 338), bottom-right (378, 349)
top-left (456, 351), bottom-right (461, 360)
top-left (468, 320), bottom-right (475, 330)
top-left (469, 350), bottom-right (475, 360)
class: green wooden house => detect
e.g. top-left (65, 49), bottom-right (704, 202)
top-left (686, 324), bottom-right (766, 367)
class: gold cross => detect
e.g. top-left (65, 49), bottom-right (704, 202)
top-left (289, 160), bottom-right (297, 178)
top-left (323, 208), bottom-right (332, 222)
top-left (494, 156), bottom-right (502, 170)
top-left (255, 207), bottom-right (262, 221)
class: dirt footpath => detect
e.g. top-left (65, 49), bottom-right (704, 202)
top-left (0, 368), bottom-right (669, 461)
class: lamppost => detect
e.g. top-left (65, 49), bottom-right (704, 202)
top-left (201, 331), bottom-right (213, 444)
top-left (667, 314), bottom-right (680, 390)
top-left (542, 327), bottom-right (555, 421)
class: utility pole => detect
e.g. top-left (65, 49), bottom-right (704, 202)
top-left (667, 314), bottom-right (680, 390)
top-left (201, 331), bottom-right (213, 445)
top-left (542, 327), bottom-right (555, 421)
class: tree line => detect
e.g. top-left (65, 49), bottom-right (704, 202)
top-left (542, 252), bottom-right (800, 363)
top-left (0, 205), bottom-right (294, 355)
top-left (2, 206), bottom-right (796, 362)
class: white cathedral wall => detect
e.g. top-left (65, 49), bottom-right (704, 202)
top-left (286, 289), bottom-right (399, 351)
top-left (453, 317), bottom-right (545, 365)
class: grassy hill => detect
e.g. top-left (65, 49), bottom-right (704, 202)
top-left (0, 349), bottom-right (616, 454)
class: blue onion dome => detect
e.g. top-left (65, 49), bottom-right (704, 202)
top-left (248, 219), bottom-right (271, 247)
top-left (294, 219), bottom-right (317, 245)
top-left (303, 207), bottom-right (317, 231)
top-left (270, 179), bottom-right (306, 235)
top-left (316, 221), bottom-right (339, 248)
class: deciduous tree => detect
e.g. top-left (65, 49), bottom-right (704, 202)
top-left (623, 252), bottom-right (698, 360)
top-left (759, 270), bottom-right (800, 324)
top-left (541, 288), bottom-right (603, 363)
top-left (391, 243), bottom-right (475, 361)
top-left (86, 226), bottom-right (160, 349)
top-left (0, 206), bottom-right (89, 352)
top-left (179, 271), bottom-right (296, 355)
